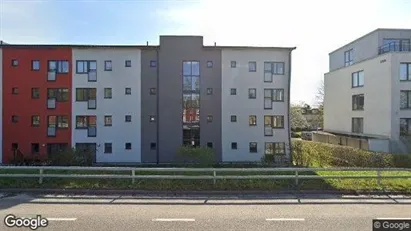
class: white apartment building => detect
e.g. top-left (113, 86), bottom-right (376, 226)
top-left (221, 48), bottom-right (292, 162)
top-left (71, 47), bottom-right (142, 163)
top-left (324, 28), bottom-right (411, 153)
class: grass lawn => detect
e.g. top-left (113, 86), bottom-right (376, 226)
top-left (0, 168), bottom-right (410, 192)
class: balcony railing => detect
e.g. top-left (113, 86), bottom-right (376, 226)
top-left (378, 42), bottom-right (411, 55)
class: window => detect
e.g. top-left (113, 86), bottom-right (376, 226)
top-left (125, 115), bottom-right (132, 122)
top-left (32, 60), bottom-right (40, 71)
top-left (125, 60), bottom-right (131, 67)
top-left (12, 59), bottom-right (18, 67)
top-left (12, 115), bottom-right (18, 123)
top-left (265, 142), bottom-right (285, 155)
top-left (150, 60), bottom-right (157, 67)
top-left (231, 142), bottom-right (237, 150)
top-left (48, 115), bottom-right (69, 129)
top-left (264, 62), bottom-right (284, 82)
top-left (207, 115), bottom-right (213, 123)
top-left (125, 143), bottom-right (132, 150)
top-left (104, 60), bottom-right (112, 71)
top-left (76, 88), bottom-right (96, 101)
top-left (207, 88), bottom-right (213, 95)
top-left (352, 71), bottom-right (364, 87)
top-left (400, 118), bottom-right (411, 136)
top-left (249, 88), bottom-right (256, 99)
top-left (183, 61), bottom-right (200, 92)
top-left (231, 61), bottom-right (236, 68)
top-left (264, 89), bottom-right (284, 106)
top-left (104, 143), bottom-right (112, 153)
top-left (344, 49), bottom-right (353, 66)
top-left (31, 115), bottom-right (40, 127)
top-left (352, 94), bottom-right (364, 110)
top-left (230, 88), bottom-right (237, 95)
top-left (400, 63), bottom-right (411, 81)
top-left (76, 60), bottom-right (96, 74)
top-left (125, 88), bottom-right (131, 95)
top-left (401, 90), bottom-right (411, 109)
top-left (149, 115), bottom-right (156, 122)
top-left (12, 88), bottom-right (18, 95)
top-left (352, 117), bottom-right (364, 133)
top-left (231, 115), bottom-right (237, 122)
top-left (249, 142), bottom-right (257, 153)
top-left (31, 88), bottom-right (40, 99)
top-left (249, 115), bottom-right (257, 126)
top-left (264, 115), bottom-right (284, 130)
top-left (31, 143), bottom-right (40, 153)
top-left (104, 116), bottom-right (112, 126)
top-left (207, 142), bottom-right (213, 148)
top-left (150, 142), bottom-right (157, 150)
top-left (150, 88), bottom-right (157, 95)
top-left (104, 88), bottom-right (112, 99)
top-left (207, 61), bottom-right (213, 68)
top-left (49, 60), bottom-right (69, 73)
top-left (249, 61), bottom-right (256, 72)
top-left (48, 88), bottom-right (69, 102)
top-left (75, 115), bottom-right (96, 129)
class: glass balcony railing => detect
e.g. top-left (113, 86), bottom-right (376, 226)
top-left (378, 42), bottom-right (411, 55)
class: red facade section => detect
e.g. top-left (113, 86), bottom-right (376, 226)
top-left (2, 47), bottom-right (72, 163)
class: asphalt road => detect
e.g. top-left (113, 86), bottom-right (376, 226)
top-left (0, 193), bottom-right (410, 231)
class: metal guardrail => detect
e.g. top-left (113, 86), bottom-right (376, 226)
top-left (0, 166), bottom-right (410, 186)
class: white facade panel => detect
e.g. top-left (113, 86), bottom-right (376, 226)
top-left (221, 49), bottom-right (291, 162)
top-left (72, 48), bottom-right (141, 163)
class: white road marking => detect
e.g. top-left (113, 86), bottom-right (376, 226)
top-left (47, 218), bottom-right (77, 221)
top-left (266, 218), bottom-right (305, 221)
top-left (376, 218), bottom-right (411, 220)
top-left (152, 218), bottom-right (195, 222)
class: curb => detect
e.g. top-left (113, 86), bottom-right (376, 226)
top-left (0, 188), bottom-right (409, 196)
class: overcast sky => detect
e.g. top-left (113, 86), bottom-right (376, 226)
top-left (1, 0), bottom-right (410, 105)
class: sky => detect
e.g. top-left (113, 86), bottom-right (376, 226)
top-left (1, 0), bottom-right (411, 106)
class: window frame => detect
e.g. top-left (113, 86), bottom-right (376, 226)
top-left (12, 88), bottom-right (18, 95)
top-left (150, 142), bottom-right (157, 150)
top-left (207, 61), bottom-right (213, 68)
top-left (249, 61), bottom-right (257, 72)
top-left (48, 88), bottom-right (69, 102)
top-left (344, 49), bottom-right (354, 66)
top-left (32, 60), bottom-right (40, 71)
top-left (231, 142), bottom-right (237, 150)
top-left (207, 115), bottom-right (213, 123)
top-left (11, 59), bottom-right (18, 67)
top-left (12, 115), bottom-right (18, 123)
top-left (31, 115), bottom-right (40, 127)
top-left (230, 88), bottom-right (237, 95)
top-left (104, 88), bottom-right (112, 99)
top-left (207, 88), bottom-right (213, 95)
top-left (352, 94), bottom-right (365, 110)
top-left (400, 63), bottom-right (411, 81)
top-left (149, 115), bottom-right (156, 122)
top-left (231, 61), bottom-right (237, 68)
top-left (400, 118), bottom-right (411, 136)
top-left (125, 88), bottom-right (132, 95)
top-left (150, 88), bottom-right (157, 95)
top-left (248, 88), bottom-right (256, 99)
top-left (76, 60), bottom-right (96, 74)
top-left (351, 70), bottom-right (364, 88)
top-left (31, 88), bottom-right (40, 99)
top-left (249, 142), bottom-right (258, 153)
top-left (75, 115), bottom-right (96, 129)
top-left (104, 143), bottom-right (112, 154)
top-left (104, 115), bottom-right (112, 126)
top-left (264, 142), bottom-right (286, 155)
top-left (125, 60), bottom-right (132, 67)
top-left (206, 142), bottom-right (213, 148)
top-left (125, 143), bottom-right (132, 150)
top-left (230, 115), bottom-right (237, 122)
top-left (125, 115), bottom-right (132, 122)
top-left (249, 115), bottom-right (257, 126)
top-left (76, 88), bottom-right (96, 101)
top-left (150, 60), bottom-right (157, 67)
top-left (351, 117), bottom-right (364, 134)
top-left (49, 60), bottom-right (69, 74)
top-left (104, 60), bottom-right (112, 71)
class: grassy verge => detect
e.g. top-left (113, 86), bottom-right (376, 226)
top-left (0, 169), bottom-right (410, 192)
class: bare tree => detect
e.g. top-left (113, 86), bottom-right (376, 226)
top-left (315, 79), bottom-right (324, 107)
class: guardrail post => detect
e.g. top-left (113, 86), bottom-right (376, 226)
top-left (295, 171), bottom-right (299, 188)
top-left (377, 169), bottom-right (381, 188)
top-left (39, 169), bottom-right (43, 184)
top-left (131, 170), bottom-right (135, 184)
top-left (213, 170), bottom-right (216, 185)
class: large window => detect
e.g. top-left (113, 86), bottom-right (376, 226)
top-left (76, 60), bottom-right (97, 74)
top-left (400, 90), bottom-right (411, 109)
top-left (400, 118), bottom-right (411, 136)
top-left (344, 49), bottom-right (353, 66)
top-left (47, 116), bottom-right (69, 129)
top-left (48, 60), bottom-right (69, 73)
top-left (48, 88), bottom-right (69, 102)
top-left (264, 62), bottom-right (284, 82)
top-left (352, 71), bottom-right (364, 88)
top-left (76, 88), bottom-right (96, 101)
top-left (352, 94), bottom-right (364, 110)
top-left (265, 142), bottom-right (286, 155)
top-left (382, 39), bottom-right (410, 54)
top-left (351, 117), bottom-right (363, 134)
top-left (183, 61), bottom-right (201, 147)
top-left (264, 89), bottom-right (284, 109)
top-left (400, 63), bottom-right (411, 81)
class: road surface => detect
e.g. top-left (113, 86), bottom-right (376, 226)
top-left (0, 193), bottom-right (410, 231)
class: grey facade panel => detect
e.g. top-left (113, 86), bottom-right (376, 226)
top-left (141, 49), bottom-right (158, 163)
top-left (157, 36), bottom-right (222, 163)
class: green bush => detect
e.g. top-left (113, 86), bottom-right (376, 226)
top-left (49, 148), bottom-right (94, 166)
top-left (176, 146), bottom-right (216, 167)
top-left (291, 140), bottom-right (411, 168)
top-left (291, 132), bottom-right (302, 138)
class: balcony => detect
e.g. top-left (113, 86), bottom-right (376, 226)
top-left (378, 41), bottom-right (411, 55)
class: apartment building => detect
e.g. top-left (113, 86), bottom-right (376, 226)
top-left (0, 36), bottom-right (295, 164)
top-left (324, 28), bottom-right (411, 153)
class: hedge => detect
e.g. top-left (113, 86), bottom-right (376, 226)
top-left (291, 140), bottom-right (411, 168)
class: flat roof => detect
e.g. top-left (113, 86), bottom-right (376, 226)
top-left (329, 28), bottom-right (411, 55)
